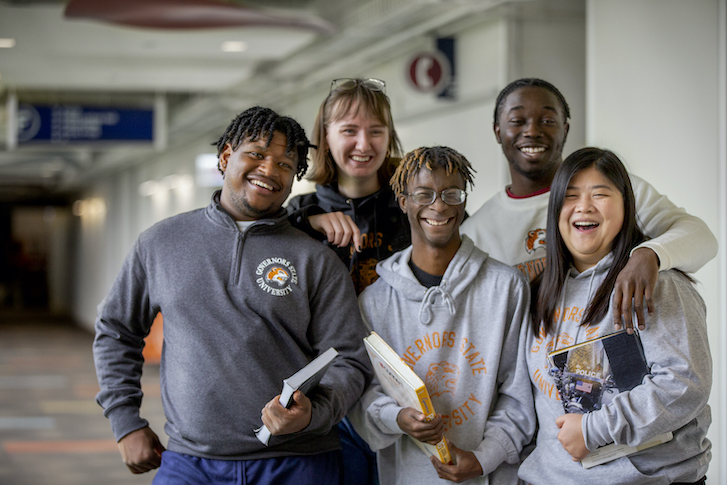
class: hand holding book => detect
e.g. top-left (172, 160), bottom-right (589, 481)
top-left (261, 390), bottom-right (312, 436)
top-left (396, 408), bottom-right (444, 445)
top-left (555, 413), bottom-right (588, 461)
top-left (429, 441), bottom-right (483, 482)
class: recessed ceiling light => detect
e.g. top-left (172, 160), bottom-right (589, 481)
top-left (221, 41), bottom-right (247, 53)
top-left (0, 38), bottom-right (16, 48)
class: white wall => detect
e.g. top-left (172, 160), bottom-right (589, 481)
top-left (587, 1), bottom-right (725, 482)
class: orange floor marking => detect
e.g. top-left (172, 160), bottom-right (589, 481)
top-left (3, 439), bottom-right (118, 454)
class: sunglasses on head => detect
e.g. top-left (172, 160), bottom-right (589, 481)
top-left (330, 78), bottom-right (386, 94)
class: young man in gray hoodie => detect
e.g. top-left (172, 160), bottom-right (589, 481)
top-left (93, 106), bottom-right (372, 484)
top-left (350, 146), bottom-right (535, 484)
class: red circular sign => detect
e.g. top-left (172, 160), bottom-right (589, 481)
top-left (406, 51), bottom-right (451, 94)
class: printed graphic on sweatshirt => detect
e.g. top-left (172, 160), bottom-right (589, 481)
top-left (351, 257), bottom-right (379, 295)
top-left (255, 257), bottom-right (298, 297)
top-left (525, 228), bottom-right (546, 254)
top-left (515, 257), bottom-right (546, 281)
top-left (425, 361), bottom-right (459, 397)
top-left (529, 313), bottom-right (602, 402)
top-left (400, 332), bottom-right (488, 433)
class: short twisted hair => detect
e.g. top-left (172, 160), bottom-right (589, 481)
top-left (308, 79), bottom-right (403, 186)
top-left (391, 146), bottom-right (475, 198)
top-left (213, 106), bottom-right (310, 180)
top-left (494, 78), bottom-right (571, 125)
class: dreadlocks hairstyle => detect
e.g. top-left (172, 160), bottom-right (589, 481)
top-left (533, 148), bottom-right (646, 336)
top-left (390, 146), bottom-right (476, 199)
top-left (493, 78), bottom-right (571, 126)
top-left (308, 79), bottom-right (403, 186)
top-left (213, 106), bottom-right (310, 181)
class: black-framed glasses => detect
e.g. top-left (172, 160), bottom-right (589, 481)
top-left (406, 188), bottom-right (467, 206)
top-left (330, 78), bottom-right (386, 94)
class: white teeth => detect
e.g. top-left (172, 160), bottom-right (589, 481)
top-left (520, 147), bottom-right (546, 154)
top-left (351, 156), bottom-right (370, 162)
top-left (251, 179), bottom-right (274, 191)
top-left (574, 221), bottom-right (598, 227)
top-left (426, 219), bottom-right (449, 226)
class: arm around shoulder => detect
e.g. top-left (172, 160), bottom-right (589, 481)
top-left (630, 173), bottom-right (717, 273)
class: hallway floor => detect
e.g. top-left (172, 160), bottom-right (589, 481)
top-left (0, 312), bottom-right (165, 484)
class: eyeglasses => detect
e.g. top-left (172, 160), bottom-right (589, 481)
top-left (405, 188), bottom-right (467, 206)
top-left (330, 78), bottom-right (386, 94)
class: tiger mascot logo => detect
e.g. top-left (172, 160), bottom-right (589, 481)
top-left (266, 267), bottom-right (289, 287)
top-left (425, 361), bottom-right (460, 397)
top-left (255, 257), bottom-right (297, 297)
top-left (525, 228), bottom-right (546, 254)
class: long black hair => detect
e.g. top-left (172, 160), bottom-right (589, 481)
top-left (533, 148), bottom-right (646, 335)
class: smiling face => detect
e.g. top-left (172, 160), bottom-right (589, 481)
top-left (558, 166), bottom-right (625, 272)
top-left (399, 167), bottom-right (466, 252)
top-left (325, 102), bottom-right (390, 196)
top-left (218, 131), bottom-right (297, 221)
top-left (495, 86), bottom-right (569, 192)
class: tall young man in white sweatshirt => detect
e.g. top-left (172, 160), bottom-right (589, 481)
top-left (460, 78), bottom-right (717, 332)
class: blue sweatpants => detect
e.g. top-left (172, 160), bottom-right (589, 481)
top-left (152, 450), bottom-right (343, 485)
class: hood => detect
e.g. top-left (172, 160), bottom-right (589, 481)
top-left (314, 183), bottom-right (396, 213)
top-left (375, 235), bottom-right (487, 324)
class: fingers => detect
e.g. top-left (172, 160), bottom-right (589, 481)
top-left (396, 409), bottom-right (444, 443)
top-left (118, 427), bottom-right (163, 474)
top-left (309, 213), bottom-right (362, 250)
top-left (261, 391), bottom-right (312, 436)
top-left (429, 443), bottom-right (482, 483)
top-left (612, 286), bottom-right (623, 331)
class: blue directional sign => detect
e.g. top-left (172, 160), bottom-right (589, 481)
top-left (17, 104), bottom-right (154, 144)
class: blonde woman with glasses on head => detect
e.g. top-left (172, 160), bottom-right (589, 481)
top-left (286, 78), bottom-right (408, 485)
top-left (287, 78), bottom-right (409, 296)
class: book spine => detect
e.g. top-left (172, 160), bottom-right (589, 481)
top-left (416, 387), bottom-right (436, 421)
top-left (435, 437), bottom-right (453, 464)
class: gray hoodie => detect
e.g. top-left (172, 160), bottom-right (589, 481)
top-left (519, 253), bottom-right (712, 484)
top-left (349, 236), bottom-right (535, 485)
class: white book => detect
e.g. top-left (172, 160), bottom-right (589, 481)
top-left (255, 347), bottom-right (338, 446)
top-left (581, 431), bottom-right (673, 469)
top-left (363, 332), bottom-right (453, 464)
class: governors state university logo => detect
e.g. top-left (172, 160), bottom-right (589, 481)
top-left (255, 257), bottom-right (298, 297)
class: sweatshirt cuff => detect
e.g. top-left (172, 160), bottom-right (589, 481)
top-left (106, 404), bottom-right (149, 442)
top-left (379, 404), bottom-right (405, 434)
top-left (631, 242), bottom-right (667, 271)
top-left (473, 432), bottom-right (514, 476)
top-left (582, 411), bottom-right (609, 452)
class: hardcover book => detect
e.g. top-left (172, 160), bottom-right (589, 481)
top-left (547, 330), bottom-right (672, 467)
top-left (363, 331), bottom-right (453, 464)
top-left (255, 347), bottom-right (338, 446)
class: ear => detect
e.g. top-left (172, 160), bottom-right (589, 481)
top-left (219, 144), bottom-right (232, 174)
top-left (494, 123), bottom-right (502, 145)
top-left (562, 121), bottom-right (570, 145)
top-left (398, 193), bottom-right (408, 214)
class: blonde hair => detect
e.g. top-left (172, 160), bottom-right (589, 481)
top-left (307, 80), bottom-right (403, 186)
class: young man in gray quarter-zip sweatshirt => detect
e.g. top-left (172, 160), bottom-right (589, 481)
top-left (94, 106), bottom-right (372, 485)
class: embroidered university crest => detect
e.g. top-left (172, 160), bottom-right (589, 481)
top-left (255, 257), bottom-right (298, 297)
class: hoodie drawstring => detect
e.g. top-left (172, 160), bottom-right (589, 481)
top-left (419, 282), bottom-right (456, 325)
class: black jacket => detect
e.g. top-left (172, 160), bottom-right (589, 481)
top-left (288, 183), bottom-right (411, 294)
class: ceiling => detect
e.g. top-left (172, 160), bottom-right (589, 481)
top-left (0, 0), bottom-right (512, 204)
